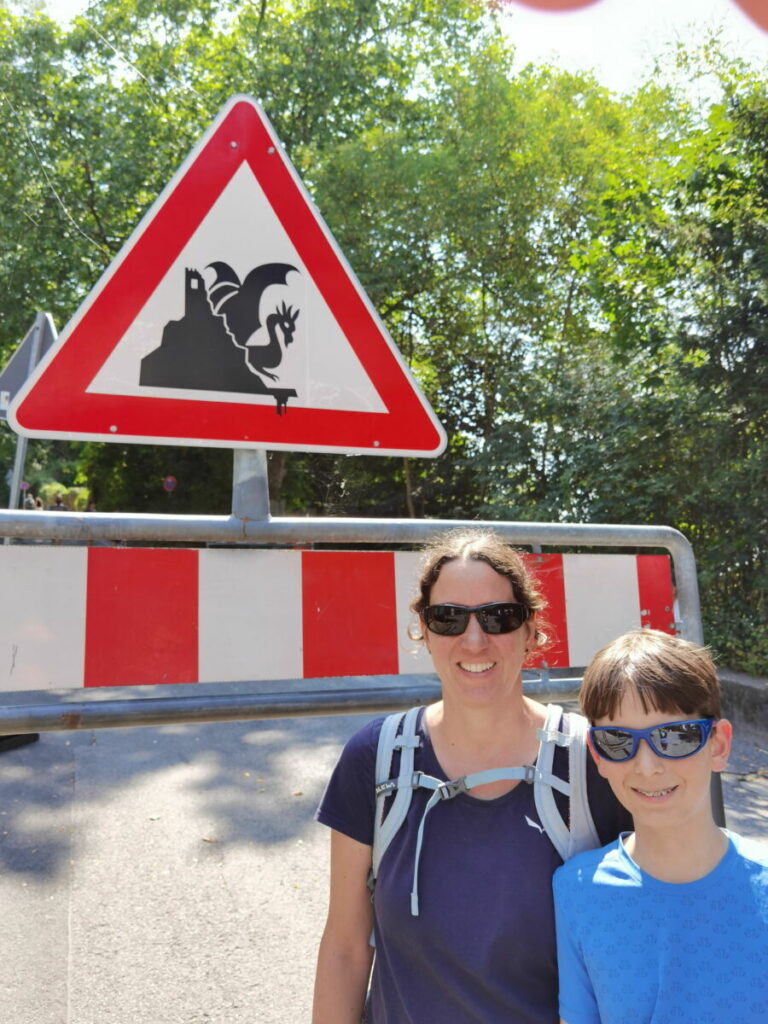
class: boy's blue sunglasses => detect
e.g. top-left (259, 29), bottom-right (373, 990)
top-left (589, 718), bottom-right (716, 762)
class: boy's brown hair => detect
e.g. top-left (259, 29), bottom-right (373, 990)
top-left (580, 629), bottom-right (721, 723)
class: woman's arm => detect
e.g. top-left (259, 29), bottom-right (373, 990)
top-left (312, 828), bottom-right (375, 1024)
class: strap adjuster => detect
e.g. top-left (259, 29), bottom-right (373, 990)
top-left (437, 776), bottom-right (468, 801)
top-left (523, 764), bottom-right (536, 784)
top-left (536, 726), bottom-right (572, 747)
top-left (394, 732), bottom-right (421, 751)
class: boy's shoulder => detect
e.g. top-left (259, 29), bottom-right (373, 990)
top-left (553, 835), bottom-right (629, 892)
top-left (727, 831), bottom-right (768, 871)
top-left (554, 831), bottom-right (768, 895)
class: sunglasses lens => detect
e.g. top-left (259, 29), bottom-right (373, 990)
top-left (591, 728), bottom-right (635, 761)
top-left (424, 603), bottom-right (528, 636)
top-left (479, 604), bottom-right (527, 634)
top-left (591, 720), bottom-right (713, 762)
top-left (650, 722), bottom-right (707, 757)
top-left (424, 605), bottom-right (469, 636)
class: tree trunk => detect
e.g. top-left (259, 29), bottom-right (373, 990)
top-left (403, 458), bottom-right (415, 518)
top-left (267, 451), bottom-right (287, 515)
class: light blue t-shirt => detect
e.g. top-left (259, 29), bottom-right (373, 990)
top-left (553, 830), bottom-right (768, 1024)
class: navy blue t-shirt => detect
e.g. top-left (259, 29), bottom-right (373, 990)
top-left (316, 708), bottom-right (631, 1024)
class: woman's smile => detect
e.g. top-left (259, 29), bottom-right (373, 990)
top-left (458, 660), bottom-right (495, 674)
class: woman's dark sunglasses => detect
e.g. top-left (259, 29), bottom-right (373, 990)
top-left (589, 719), bottom-right (716, 762)
top-left (423, 602), bottom-right (530, 636)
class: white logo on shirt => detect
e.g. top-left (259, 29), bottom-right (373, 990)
top-left (525, 815), bottom-right (545, 834)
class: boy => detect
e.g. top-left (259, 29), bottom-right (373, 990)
top-left (553, 629), bottom-right (768, 1024)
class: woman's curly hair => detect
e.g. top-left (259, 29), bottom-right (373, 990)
top-left (408, 528), bottom-right (551, 657)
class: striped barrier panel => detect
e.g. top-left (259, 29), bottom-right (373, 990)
top-left (0, 547), bottom-right (675, 692)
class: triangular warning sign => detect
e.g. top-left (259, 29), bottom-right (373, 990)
top-left (10, 95), bottom-right (446, 457)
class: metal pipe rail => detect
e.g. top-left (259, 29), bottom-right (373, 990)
top-left (0, 676), bottom-right (725, 826)
top-left (0, 510), bottom-right (703, 645)
top-left (0, 508), bottom-right (694, 550)
top-left (0, 678), bottom-right (589, 735)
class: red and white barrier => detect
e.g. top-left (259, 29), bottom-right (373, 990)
top-left (0, 547), bottom-right (674, 692)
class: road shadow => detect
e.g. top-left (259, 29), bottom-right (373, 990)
top-left (0, 709), bottom-right (377, 879)
top-left (721, 722), bottom-right (768, 841)
top-left (3, 682), bottom-right (765, 880)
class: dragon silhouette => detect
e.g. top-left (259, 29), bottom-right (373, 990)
top-left (207, 261), bottom-right (299, 382)
top-left (139, 261), bottom-right (301, 414)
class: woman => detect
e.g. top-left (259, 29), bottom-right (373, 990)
top-left (313, 529), bottom-right (630, 1023)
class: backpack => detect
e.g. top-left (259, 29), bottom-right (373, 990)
top-left (370, 703), bottom-right (600, 917)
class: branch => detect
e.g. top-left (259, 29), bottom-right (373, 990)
top-left (80, 157), bottom-right (115, 253)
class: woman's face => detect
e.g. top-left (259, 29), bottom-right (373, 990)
top-left (422, 557), bottom-right (534, 710)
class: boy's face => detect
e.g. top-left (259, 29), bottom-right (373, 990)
top-left (589, 688), bottom-right (732, 833)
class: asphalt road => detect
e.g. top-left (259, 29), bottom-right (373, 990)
top-left (1, 698), bottom-right (766, 1024)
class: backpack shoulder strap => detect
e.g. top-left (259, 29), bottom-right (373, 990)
top-left (371, 706), bottom-right (422, 881)
top-left (564, 710), bottom-right (601, 857)
top-left (533, 703), bottom-right (571, 860)
top-left (372, 703), bottom-right (603, 925)
top-left (533, 704), bottom-right (601, 860)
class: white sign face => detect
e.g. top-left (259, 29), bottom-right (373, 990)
top-left (88, 163), bottom-right (387, 415)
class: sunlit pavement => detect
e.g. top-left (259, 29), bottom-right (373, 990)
top-left (720, 718), bottom-right (768, 841)
top-left (0, 681), bottom-right (765, 1024)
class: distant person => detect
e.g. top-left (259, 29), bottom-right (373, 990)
top-left (21, 493), bottom-right (39, 545)
top-left (34, 496), bottom-right (43, 509)
top-left (553, 629), bottom-right (768, 1024)
top-left (50, 494), bottom-right (66, 511)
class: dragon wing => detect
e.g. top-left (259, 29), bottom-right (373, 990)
top-left (207, 261), bottom-right (297, 346)
top-left (240, 263), bottom-right (298, 330)
top-left (207, 261), bottom-right (242, 314)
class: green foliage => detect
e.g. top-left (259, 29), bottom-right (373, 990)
top-left (77, 442), bottom-right (233, 513)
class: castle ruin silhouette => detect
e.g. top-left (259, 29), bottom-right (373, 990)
top-left (139, 268), bottom-right (297, 414)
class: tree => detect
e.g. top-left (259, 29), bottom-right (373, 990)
top-left (1, 0), bottom-right (493, 514)
top-left (1, 5), bottom-right (765, 670)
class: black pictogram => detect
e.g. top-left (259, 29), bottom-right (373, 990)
top-left (139, 262), bottom-right (300, 414)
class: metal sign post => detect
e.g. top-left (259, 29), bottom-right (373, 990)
top-left (2, 313), bottom-right (57, 591)
top-left (2, 313), bottom-right (57, 513)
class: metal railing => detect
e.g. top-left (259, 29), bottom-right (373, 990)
top-left (0, 450), bottom-right (704, 734)
top-left (0, 449), bottom-right (724, 823)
